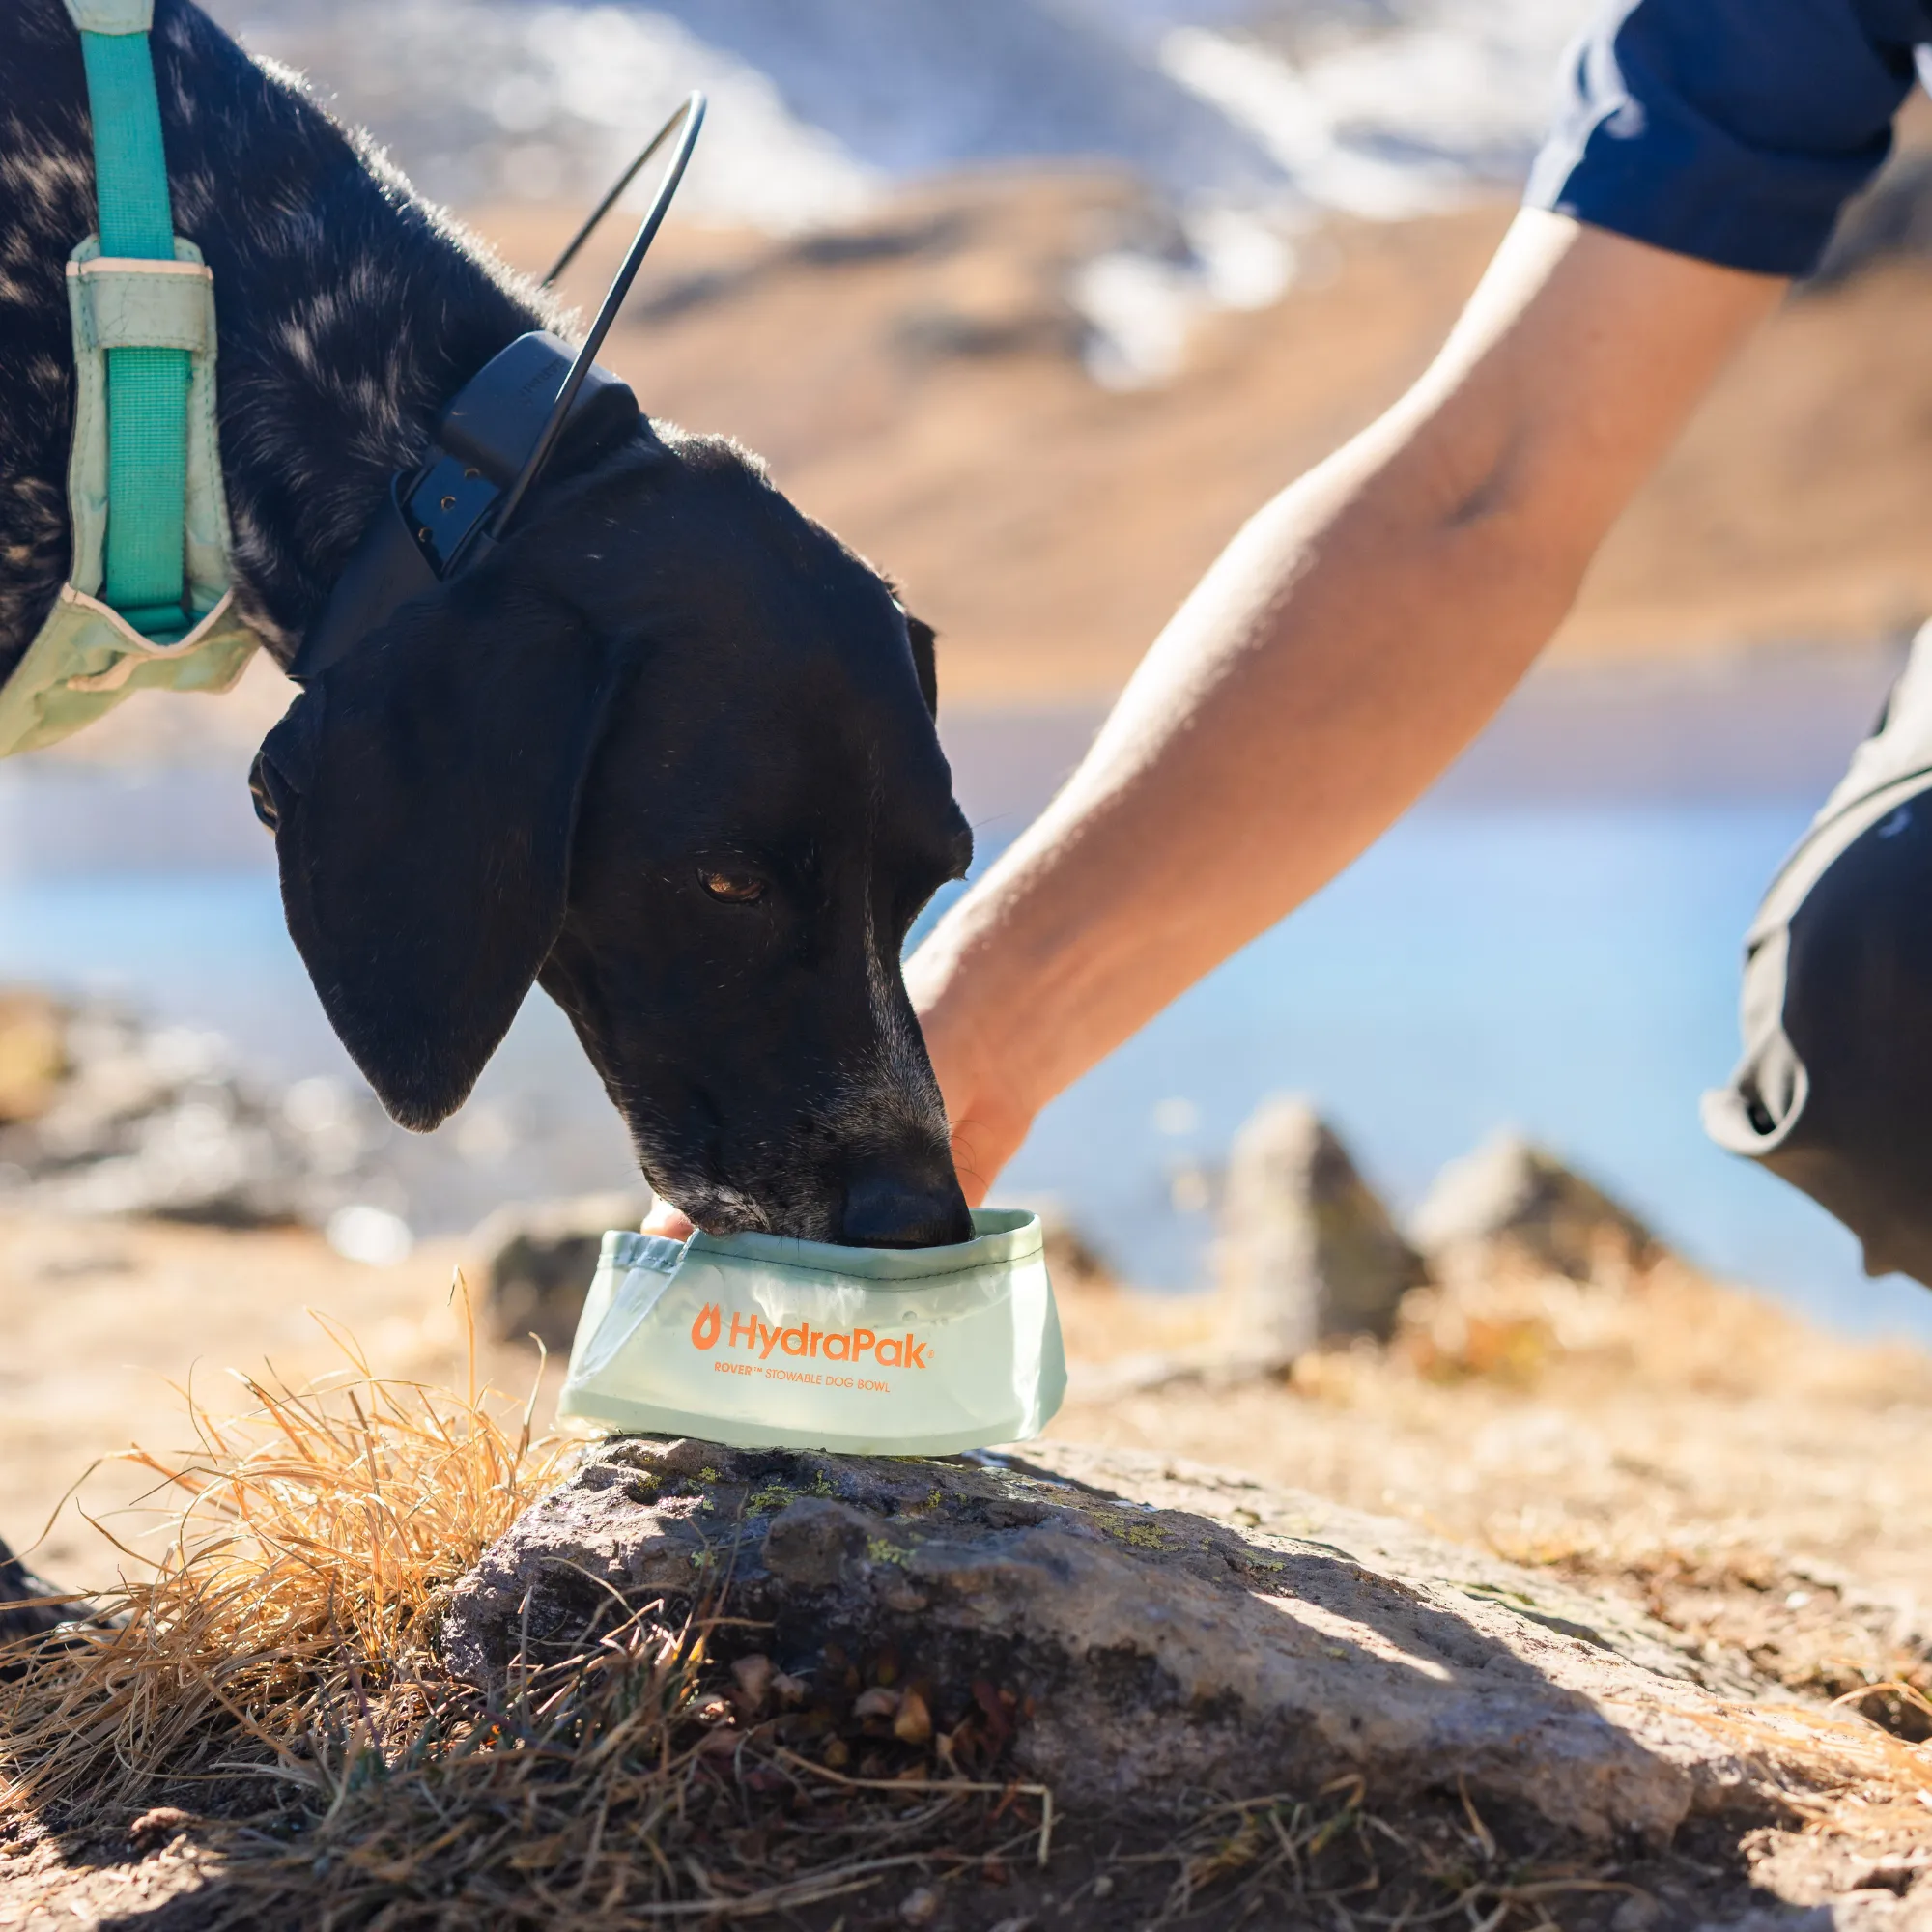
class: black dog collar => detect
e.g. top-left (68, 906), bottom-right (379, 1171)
top-left (287, 92), bottom-right (706, 688)
top-left (256, 95), bottom-right (705, 836)
top-left (291, 332), bottom-right (639, 682)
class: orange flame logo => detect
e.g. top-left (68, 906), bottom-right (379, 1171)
top-left (689, 1302), bottom-right (723, 1350)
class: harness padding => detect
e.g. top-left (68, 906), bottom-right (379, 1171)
top-left (0, 0), bottom-right (259, 759)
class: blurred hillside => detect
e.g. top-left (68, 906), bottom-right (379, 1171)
top-left (55, 164), bottom-right (1932, 774)
top-left (203, 0), bottom-right (1588, 223)
top-left (61, 2), bottom-right (1932, 752)
top-left (69, 165), bottom-right (1932, 770)
top-left (496, 175), bottom-right (1932, 703)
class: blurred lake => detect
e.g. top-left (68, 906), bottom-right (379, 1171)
top-left (4, 640), bottom-right (1931, 1343)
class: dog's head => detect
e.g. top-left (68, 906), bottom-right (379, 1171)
top-left (253, 430), bottom-right (975, 1247)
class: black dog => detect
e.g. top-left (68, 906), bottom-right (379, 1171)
top-left (0, 0), bottom-right (977, 1255)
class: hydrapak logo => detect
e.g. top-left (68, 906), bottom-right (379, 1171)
top-left (687, 1305), bottom-right (930, 1369)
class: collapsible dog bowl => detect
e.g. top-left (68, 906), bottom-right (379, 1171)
top-left (557, 1208), bottom-right (1065, 1455)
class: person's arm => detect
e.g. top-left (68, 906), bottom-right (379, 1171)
top-left (907, 209), bottom-right (1786, 1202)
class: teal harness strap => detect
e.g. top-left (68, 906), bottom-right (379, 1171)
top-left (70, 0), bottom-right (190, 639)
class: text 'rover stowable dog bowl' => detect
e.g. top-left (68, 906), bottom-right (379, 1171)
top-left (557, 1208), bottom-right (1065, 1455)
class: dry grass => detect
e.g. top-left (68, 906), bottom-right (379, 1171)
top-left (0, 1287), bottom-right (1064, 1928)
top-left (0, 1286), bottom-right (559, 1819)
top-left (0, 1211), bottom-right (531, 1596)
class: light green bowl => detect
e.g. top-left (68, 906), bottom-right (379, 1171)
top-left (556, 1208), bottom-right (1065, 1455)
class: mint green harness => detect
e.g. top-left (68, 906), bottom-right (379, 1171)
top-left (0, 0), bottom-right (259, 759)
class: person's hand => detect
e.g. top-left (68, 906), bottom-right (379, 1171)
top-left (910, 960), bottom-right (1037, 1208)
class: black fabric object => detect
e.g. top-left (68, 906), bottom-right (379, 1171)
top-left (291, 333), bottom-right (639, 683)
top-left (0, 1535), bottom-right (72, 1674)
top-left (1705, 625), bottom-right (1932, 1284)
top-left (1523, 0), bottom-right (1925, 278)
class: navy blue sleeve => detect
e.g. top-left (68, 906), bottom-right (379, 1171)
top-left (1524, 0), bottom-right (1924, 276)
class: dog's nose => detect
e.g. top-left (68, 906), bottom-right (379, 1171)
top-left (839, 1168), bottom-right (973, 1249)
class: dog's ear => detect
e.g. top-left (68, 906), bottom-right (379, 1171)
top-left (252, 568), bottom-right (620, 1130)
top-left (905, 611), bottom-right (938, 719)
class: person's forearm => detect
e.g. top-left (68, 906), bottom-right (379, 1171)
top-left (908, 213), bottom-right (1783, 1194)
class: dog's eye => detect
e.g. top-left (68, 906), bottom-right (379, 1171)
top-left (698, 868), bottom-right (766, 905)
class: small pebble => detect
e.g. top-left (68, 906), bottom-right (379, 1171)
top-left (129, 1806), bottom-right (193, 1852)
top-left (730, 1653), bottom-right (775, 1715)
top-left (730, 1652), bottom-right (773, 1692)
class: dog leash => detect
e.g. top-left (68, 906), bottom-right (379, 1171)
top-left (70, 0), bottom-right (200, 638)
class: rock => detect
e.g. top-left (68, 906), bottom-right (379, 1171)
top-left (1213, 1096), bottom-right (1425, 1360)
top-left (128, 1805), bottom-right (196, 1852)
top-left (1411, 1131), bottom-right (1658, 1282)
top-left (897, 1885), bottom-right (942, 1927)
top-left (1039, 1212), bottom-right (1112, 1290)
top-left (469, 1189), bottom-right (651, 1351)
top-left (0, 1000), bottom-right (393, 1229)
top-left (444, 1437), bottom-right (1801, 1845)
top-left (0, 1536), bottom-right (72, 1659)
top-left (0, 990), bottom-right (65, 1124)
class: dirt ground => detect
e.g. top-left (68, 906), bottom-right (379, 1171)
top-left (7, 1214), bottom-right (1932, 1924)
top-left (1049, 1252), bottom-right (1932, 1724)
top-left (6, 1207), bottom-right (1932, 1719)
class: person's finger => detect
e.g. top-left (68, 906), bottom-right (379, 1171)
top-left (641, 1197), bottom-right (696, 1240)
top-left (914, 998), bottom-right (1018, 1204)
top-left (947, 1101), bottom-right (1031, 1208)
top-left (949, 1124), bottom-right (995, 1208)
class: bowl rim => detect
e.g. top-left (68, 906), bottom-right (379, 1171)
top-left (600, 1207), bottom-right (1044, 1287)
